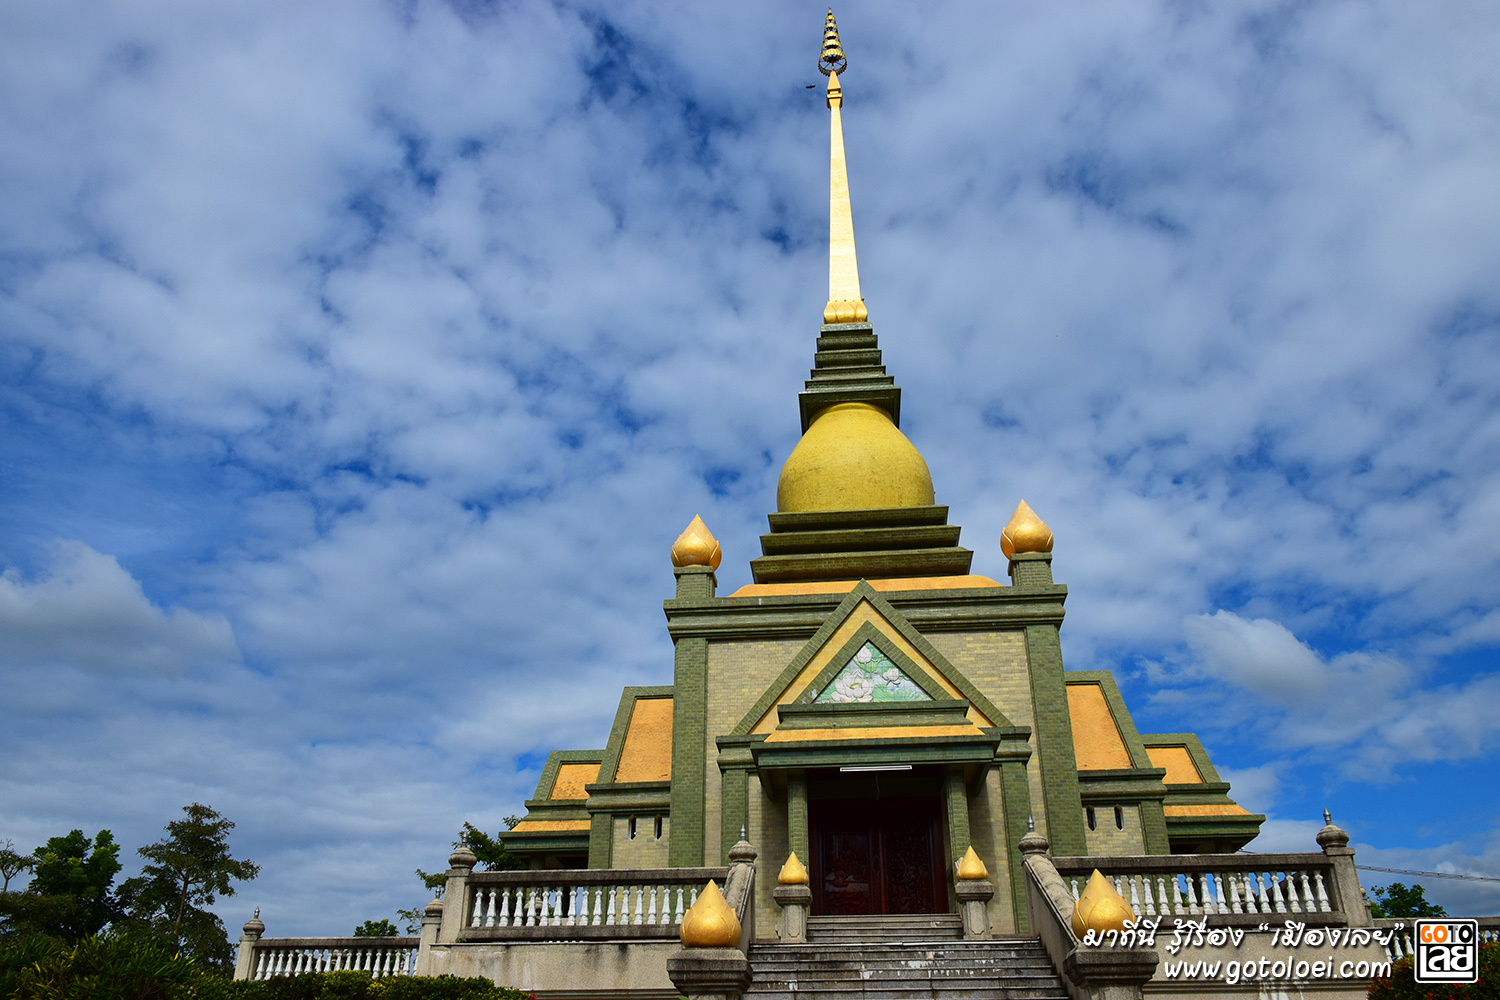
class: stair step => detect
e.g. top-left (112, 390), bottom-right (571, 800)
top-left (747, 927), bottom-right (1066, 1000)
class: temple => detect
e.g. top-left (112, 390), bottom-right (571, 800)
top-left (237, 18), bottom-right (1411, 996)
top-left (499, 10), bottom-right (1262, 938)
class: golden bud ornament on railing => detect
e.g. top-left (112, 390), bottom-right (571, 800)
top-left (679, 880), bottom-right (740, 948)
top-left (955, 846), bottom-right (989, 880)
top-left (1071, 869), bottom-right (1137, 939)
top-left (778, 852), bottom-right (810, 885)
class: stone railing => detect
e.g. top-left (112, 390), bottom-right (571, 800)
top-left (1050, 853), bottom-right (1341, 922)
top-left (460, 867), bottom-right (727, 939)
top-left (244, 937), bottom-right (418, 979)
top-left (1375, 915), bottom-right (1500, 962)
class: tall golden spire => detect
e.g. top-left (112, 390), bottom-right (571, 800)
top-left (820, 11), bottom-right (867, 325)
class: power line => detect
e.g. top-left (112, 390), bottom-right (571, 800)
top-left (1357, 864), bottom-right (1500, 884)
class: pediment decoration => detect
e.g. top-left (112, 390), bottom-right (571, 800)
top-left (813, 641), bottom-right (931, 704)
top-left (731, 581), bottom-right (1012, 735)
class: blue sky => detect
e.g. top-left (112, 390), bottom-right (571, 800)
top-left (2, 0), bottom-right (1498, 935)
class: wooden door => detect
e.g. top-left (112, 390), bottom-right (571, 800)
top-left (810, 796), bottom-right (946, 915)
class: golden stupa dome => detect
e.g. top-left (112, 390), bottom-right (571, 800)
top-left (671, 515), bottom-right (722, 569)
top-left (777, 403), bottom-right (935, 512)
top-left (1000, 500), bottom-right (1054, 558)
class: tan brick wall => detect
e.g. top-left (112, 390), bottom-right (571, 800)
top-left (749, 773), bottom-right (790, 940)
top-left (706, 637), bottom-right (807, 866)
top-left (966, 768), bottom-right (1015, 933)
top-left (611, 814), bottom-right (671, 868)
top-left (924, 630), bottom-right (1050, 843)
top-left (1082, 804), bottom-right (1145, 855)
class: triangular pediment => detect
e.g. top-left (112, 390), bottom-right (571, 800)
top-left (731, 581), bottom-right (1012, 735)
top-left (813, 641), bottom-right (930, 703)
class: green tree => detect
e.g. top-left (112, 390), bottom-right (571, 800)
top-left (0, 840), bottom-right (34, 892)
top-left (117, 803), bottom-right (259, 974)
top-left (1367, 882), bottom-right (1447, 918)
top-left (0, 829), bottom-right (122, 941)
top-left (396, 821), bottom-right (525, 932)
top-left (353, 918), bottom-right (400, 937)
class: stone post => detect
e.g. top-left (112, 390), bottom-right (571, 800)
top-left (668, 879), bottom-right (751, 1000)
top-left (233, 909), bottom-right (263, 981)
top-left (772, 851), bottom-right (811, 943)
top-left (437, 846), bottom-right (476, 944)
top-left (1062, 949), bottom-right (1160, 1000)
top-left (954, 846), bottom-right (993, 940)
top-left (956, 880), bottom-right (994, 939)
top-left (413, 897), bottom-right (443, 976)
top-left (1317, 810), bottom-right (1371, 926)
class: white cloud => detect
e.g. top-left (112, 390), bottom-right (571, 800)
top-left (0, 541), bottom-right (240, 675)
top-left (1176, 610), bottom-right (1500, 775)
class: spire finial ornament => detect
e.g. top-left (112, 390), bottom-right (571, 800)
top-left (820, 10), bottom-right (866, 325)
top-left (818, 10), bottom-right (847, 76)
top-left (1001, 500), bottom-right (1055, 559)
top-left (671, 515), bottom-right (722, 569)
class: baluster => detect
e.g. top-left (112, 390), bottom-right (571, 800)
top-left (631, 884), bottom-right (642, 925)
top-left (1069, 877), bottom-right (1081, 901)
top-left (566, 885), bottom-right (578, 926)
top-left (1138, 875), bottom-right (1155, 916)
top-left (498, 886), bottom-right (512, 927)
top-left (1251, 871), bottom-right (1269, 912)
top-left (1285, 871), bottom-right (1304, 913)
top-left (648, 883), bottom-right (660, 923)
top-left (1126, 876), bottom-right (1142, 916)
top-left (1299, 873), bottom-right (1316, 913)
top-left (1179, 873), bottom-right (1196, 914)
top-left (1268, 871), bottom-right (1287, 913)
top-left (552, 886), bottom-right (563, 926)
top-left (1312, 872), bottom-right (1331, 912)
top-left (606, 885), bottom-right (618, 925)
top-left (1215, 873), bottom-right (1231, 914)
top-left (1199, 874), bottom-right (1215, 914)
top-left (675, 884), bottom-right (687, 923)
top-left (592, 885), bottom-right (604, 925)
top-left (484, 887), bottom-right (497, 927)
top-left (1225, 872), bottom-right (1243, 914)
top-left (689, 885), bottom-right (701, 908)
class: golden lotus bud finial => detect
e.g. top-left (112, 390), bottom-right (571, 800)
top-left (778, 852), bottom-right (810, 885)
top-left (818, 10), bottom-right (847, 76)
top-left (680, 879), bottom-right (741, 947)
top-left (955, 846), bottom-right (988, 881)
top-left (671, 515), bottom-right (722, 570)
top-left (1070, 869), bottom-right (1137, 939)
top-left (1000, 500), bottom-right (1054, 559)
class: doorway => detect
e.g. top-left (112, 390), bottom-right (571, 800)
top-left (809, 794), bottom-right (947, 915)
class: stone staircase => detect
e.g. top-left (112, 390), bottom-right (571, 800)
top-left (746, 916), bottom-right (1069, 1000)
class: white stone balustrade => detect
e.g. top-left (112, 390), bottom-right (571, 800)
top-left (463, 867), bottom-right (727, 938)
top-left (1051, 855), bottom-right (1341, 919)
top-left (249, 939), bottom-right (418, 979)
